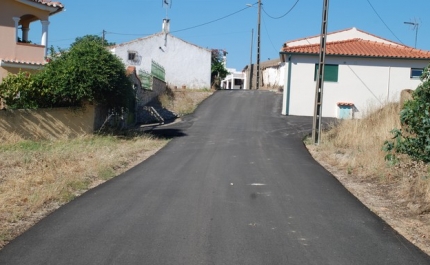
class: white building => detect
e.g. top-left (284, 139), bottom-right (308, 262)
top-left (221, 68), bottom-right (245, 89)
top-left (279, 27), bottom-right (430, 119)
top-left (110, 20), bottom-right (211, 90)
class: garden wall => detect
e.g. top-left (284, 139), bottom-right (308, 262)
top-left (0, 103), bottom-right (106, 141)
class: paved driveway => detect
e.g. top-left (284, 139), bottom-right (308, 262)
top-left (0, 90), bottom-right (429, 264)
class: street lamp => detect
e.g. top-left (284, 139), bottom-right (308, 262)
top-left (404, 21), bottom-right (419, 48)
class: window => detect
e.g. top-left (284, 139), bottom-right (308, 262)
top-left (410, 68), bottom-right (423, 79)
top-left (314, 64), bottom-right (339, 82)
top-left (234, 79), bottom-right (243, 86)
top-left (128, 52), bottom-right (136, 61)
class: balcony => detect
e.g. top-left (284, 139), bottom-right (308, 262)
top-left (15, 42), bottom-right (46, 63)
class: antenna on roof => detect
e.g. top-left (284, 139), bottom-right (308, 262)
top-left (404, 18), bottom-right (420, 48)
top-left (162, 0), bottom-right (172, 19)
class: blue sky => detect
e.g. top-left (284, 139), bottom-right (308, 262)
top-left (31, 0), bottom-right (429, 70)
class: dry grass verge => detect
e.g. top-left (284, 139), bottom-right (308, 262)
top-left (0, 88), bottom-right (213, 249)
top-left (0, 134), bottom-right (168, 248)
top-left (306, 102), bottom-right (430, 255)
top-left (159, 88), bottom-right (213, 116)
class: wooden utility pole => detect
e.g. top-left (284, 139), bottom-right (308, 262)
top-left (249, 28), bottom-right (254, 90)
top-left (102, 29), bottom-right (106, 45)
top-left (256, 0), bottom-right (261, 90)
top-left (312, 0), bottom-right (329, 144)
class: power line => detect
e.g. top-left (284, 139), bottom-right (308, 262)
top-left (365, 0), bottom-right (403, 44)
top-left (106, 31), bottom-right (152, 36)
top-left (102, 5), bottom-right (257, 37)
top-left (262, 0), bottom-right (300, 20)
top-left (261, 15), bottom-right (278, 53)
top-left (171, 4), bottom-right (256, 33)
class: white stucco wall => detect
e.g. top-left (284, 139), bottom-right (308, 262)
top-left (282, 55), bottom-right (429, 118)
top-left (286, 27), bottom-right (400, 47)
top-left (110, 33), bottom-right (211, 89)
top-left (262, 64), bottom-right (285, 88)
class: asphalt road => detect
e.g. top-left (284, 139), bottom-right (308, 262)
top-left (1, 90), bottom-right (429, 264)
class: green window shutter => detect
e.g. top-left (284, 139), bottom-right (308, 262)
top-left (314, 64), bottom-right (338, 82)
top-left (138, 69), bottom-right (153, 90)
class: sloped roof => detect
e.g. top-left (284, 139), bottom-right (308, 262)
top-left (18, 0), bottom-right (64, 15)
top-left (109, 32), bottom-right (211, 52)
top-left (28, 0), bottom-right (63, 8)
top-left (281, 38), bottom-right (430, 59)
top-left (284, 27), bottom-right (404, 47)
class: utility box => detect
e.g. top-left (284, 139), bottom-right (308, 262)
top-left (337, 102), bottom-right (354, 119)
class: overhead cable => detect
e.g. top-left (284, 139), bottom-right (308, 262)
top-left (262, 0), bottom-right (300, 20)
top-left (171, 3), bottom-right (258, 33)
top-left (365, 0), bottom-right (403, 44)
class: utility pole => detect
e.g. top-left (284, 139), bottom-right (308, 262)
top-left (256, 0), bottom-right (261, 90)
top-left (102, 29), bottom-right (106, 45)
top-left (249, 28), bottom-right (254, 90)
top-left (312, 0), bottom-right (329, 144)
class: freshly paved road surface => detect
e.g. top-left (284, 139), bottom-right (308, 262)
top-left (1, 90), bottom-right (429, 264)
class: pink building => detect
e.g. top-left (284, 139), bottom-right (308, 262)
top-left (0, 0), bottom-right (64, 82)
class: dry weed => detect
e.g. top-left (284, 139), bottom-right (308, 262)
top-left (0, 134), bottom-right (168, 248)
top-left (159, 88), bottom-right (213, 116)
top-left (319, 102), bottom-right (401, 179)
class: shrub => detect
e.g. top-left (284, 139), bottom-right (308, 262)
top-left (0, 71), bottom-right (39, 109)
top-left (0, 35), bottom-right (132, 110)
top-left (39, 39), bottom-right (132, 108)
top-left (384, 65), bottom-right (430, 163)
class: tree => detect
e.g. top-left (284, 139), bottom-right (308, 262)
top-left (0, 35), bottom-right (131, 110)
top-left (71, 35), bottom-right (115, 48)
top-left (38, 36), bottom-right (132, 108)
top-left (211, 49), bottom-right (229, 89)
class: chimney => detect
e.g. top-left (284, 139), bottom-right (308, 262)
top-left (162, 19), bottom-right (170, 34)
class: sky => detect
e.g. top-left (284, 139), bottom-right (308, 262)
top-left (29, 0), bottom-right (429, 71)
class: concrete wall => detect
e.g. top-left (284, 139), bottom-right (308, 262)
top-left (111, 33), bottom-right (211, 89)
top-left (0, 104), bottom-right (105, 141)
top-left (262, 64), bottom-right (285, 89)
top-left (282, 55), bottom-right (429, 118)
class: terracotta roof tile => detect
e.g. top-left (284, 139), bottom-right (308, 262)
top-left (1, 59), bottom-right (46, 66)
top-left (281, 39), bottom-right (430, 59)
top-left (337, 102), bottom-right (354, 106)
top-left (21, 0), bottom-right (64, 14)
top-left (27, 0), bottom-right (64, 8)
top-left (285, 27), bottom-right (405, 47)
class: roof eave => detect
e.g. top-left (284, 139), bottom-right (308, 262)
top-left (16, 0), bottom-right (64, 15)
top-left (279, 51), bottom-right (430, 61)
top-left (1, 60), bottom-right (45, 70)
